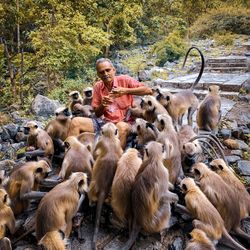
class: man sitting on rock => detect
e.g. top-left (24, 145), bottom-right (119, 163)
top-left (68, 58), bottom-right (152, 148)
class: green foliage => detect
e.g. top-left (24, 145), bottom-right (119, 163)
top-left (212, 32), bottom-right (238, 46)
top-left (48, 79), bottom-right (92, 104)
top-left (120, 52), bottom-right (147, 77)
top-left (151, 31), bottom-right (187, 66)
top-left (190, 6), bottom-right (250, 39)
top-left (30, 10), bottom-right (110, 75)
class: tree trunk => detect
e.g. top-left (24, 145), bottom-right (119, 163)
top-left (3, 40), bottom-right (17, 101)
top-left (16, 0), bottom-right (20, 53)
top-left (19, 47), bottom-right (24, 106)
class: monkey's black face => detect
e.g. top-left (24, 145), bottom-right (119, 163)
top-left (24, 127), bottom-right (30, 135)
top-left (72, 93), bottom-right (79, 100)
top-left (85, 90), bottom-right (92, 98)
top-left (63, 108), bottom-right (71, 117)
top-left (156, 93), bottom-right (163, 101)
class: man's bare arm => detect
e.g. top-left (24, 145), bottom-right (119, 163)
top-left (110, 86), bottom-right (152, 97)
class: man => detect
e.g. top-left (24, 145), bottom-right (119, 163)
top-left (68, 58), bottom-right (152, 148)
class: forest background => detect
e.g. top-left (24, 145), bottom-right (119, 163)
top-left (0, 0), bottom-right (249, 110)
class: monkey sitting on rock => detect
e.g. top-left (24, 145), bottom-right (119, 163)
top-left (123, 141), bottom-right (178, 250)
top-left (196, 85), bottom-right (221, 132)
top-left (24, 121), bottom-right (54, 159)
top-left (69, 90), bottom-right (93, 118)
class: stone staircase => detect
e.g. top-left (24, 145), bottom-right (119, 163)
top-left (205, 56), bottom-right (248, 73)
top-left (154, 72), bottom-right (249, 100)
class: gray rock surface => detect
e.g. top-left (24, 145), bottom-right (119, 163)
top-left (237, 160), bottom-right (250, 176)
top-left (225, 155), bottom-right (241, 164)
top-left (3, 123), bottom-right (19, 139)
top-left (230, 150), bottom-right (243, 157)
top-left (0, 159), bottom-right (16, 171)
top-left (31, 94), bottom-right (61, 117)
top-left (235, 140), bottom-right (250, 151)
top-left (0, 127), bottom-right (11, 141)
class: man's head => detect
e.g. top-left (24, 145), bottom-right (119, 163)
top-left (96, 58), bottom-right (116, 86)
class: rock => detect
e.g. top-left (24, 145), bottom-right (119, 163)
top-left (225, 155), bottom-right (241, 164)
top-left (3, 123), bottom-right (19, 139)
top-left (237, 160), bottom-right (250, 176)
top-left (10, 111), bottom-right (26, 124)
top-left (0, 159), bottom-right (16, 171)
top-left (245, 176), bottom-right (250, 184)
top-left (235, 139), bottom-right (249, 151)
top-left (138, 70), bottom-right (151, 81)
top-left (170, 237), bottom-right (184, 250)
top-left (220, 128), bottom-right (231, 139)
top-left (31, 94), bottom-right (61, 117)
top-left (223, 139), bottom-right (239, 149)
top-left (0, 127), bottom-right (11, 141)
top-left (230, 150), bottom-right (243, 157)
top-left (3, 146), bottom-right (16, 160)
top-left (11, 142), bottom-right (26, 151)
top-left (34, 81), bottom-right (48, 96)
top-left (15, 131), bottom-right (27, 142)
top-left (242, 218), bottom-right (250, 234)
top-left (0, 142), bottom-right (11, 152)
top-left (147, 61), bottom-right (154, 67)
top-left (169, 215), bottom-right (178, 228)
top-left (238, 94), bottom-right (250, 103)
top-left (227, 120), bottom-right (238, 130)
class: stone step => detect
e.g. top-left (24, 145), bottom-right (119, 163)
top-left (206, 56), bottom-right (247, 64)
top-left (154, 73), bottom-right (248, 92)
top-left (160, 87), bottom-right (239, 100)
top-left (206, 67), bottom-right (248, 73)
top-left (206, 62), bottom-right (247, 68)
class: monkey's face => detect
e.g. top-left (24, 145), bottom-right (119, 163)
top-left (55, 108), bottom-right (72, 121)
top-left (209, 159), bottom-right (225, 174)
top-left (24, 121), bottom-right (39, 135)
top-left (72, 92), bottom-right (79, 101)
top-left (84, 90), bottom-right (93, 99)
top-left (192, 163), bottom-right (208, 182)
top-left (134, 118), bottom-right (146, 133)
top-left (180, 177), bottom-right (195, 194)
top-left (156, 91), bottom-right (171, 106)
top-left (151, 86), bottom-right (161, 97)
top-left (0, 188), bottom-right (10, 207)
top-left (155, 114), bottom-right (172, 131)
top-left (143, 96), bottom-right (157, 112)
top-left (69, 91), bottom-right (81, 101)
top-left (35, 161), bottom-right (52, 182)
top-left (182, 142), bottom-right (201, 162)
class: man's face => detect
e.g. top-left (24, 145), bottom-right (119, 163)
top-left (96, 61), bottom-right (116, 86)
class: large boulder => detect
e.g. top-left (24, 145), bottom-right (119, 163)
top-left (31, 94), bottom-right (61, 117)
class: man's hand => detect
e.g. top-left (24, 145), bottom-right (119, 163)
top-left (102, 95), bottom-right (113, 107)
top-left (110, 87), bottom-right (128, 98)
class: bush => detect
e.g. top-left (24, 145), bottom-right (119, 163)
top-left (151, 31), bottom-right (187, 66)
top-left (212, 32), bottom-right (237, 46)
top-left (48, 79), bottom-right (92, 104)
top-left (190, 7), bottom-right (250, 39)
